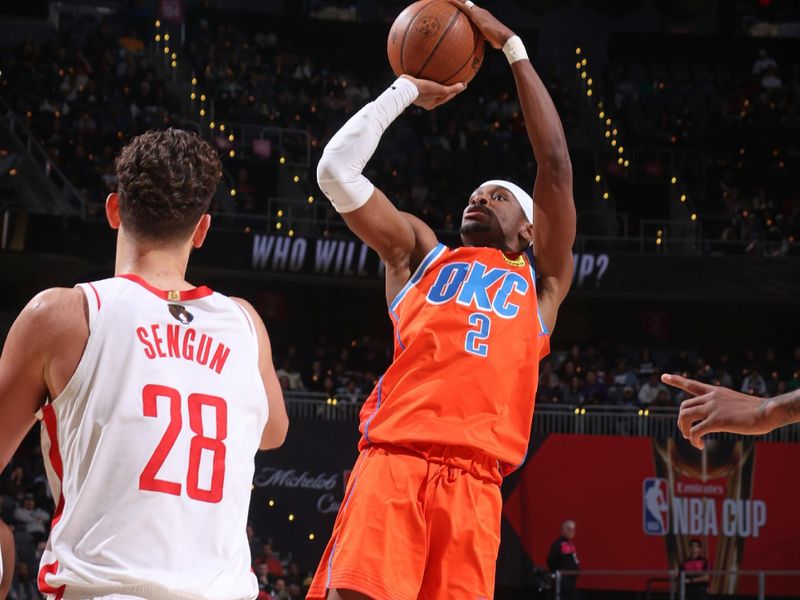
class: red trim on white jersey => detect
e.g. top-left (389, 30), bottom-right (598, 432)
top-left (234, 302), bottom-right (254, 336)
top-left (39, 404), bottom-right (66, 599)
top-left (38, 560), bottom-right (65, 599)
top-left (40, 404), bottom-right (65, 527)
top-left (87, 282), bottom-right (101, 310)
top-left (117, 274), bottom-right (213, 301)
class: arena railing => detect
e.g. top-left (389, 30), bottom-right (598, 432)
top-left (553, 569), bottom-right (800, 600)
top-left (0, 98), bottom-right (86, 217)
top-left (283, 394), bottom-right (800, 442)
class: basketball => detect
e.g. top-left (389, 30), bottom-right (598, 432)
top-left (387, 0), bottom-right (485, 85)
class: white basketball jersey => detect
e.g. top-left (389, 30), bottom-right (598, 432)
top-left (37, 275), bottom-right (268, 600)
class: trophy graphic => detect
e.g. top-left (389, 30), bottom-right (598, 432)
top-left (652, 437), bottom-right (756, 594)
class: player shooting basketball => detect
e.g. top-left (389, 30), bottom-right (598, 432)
top-left (307, 2), bottom-right (575, 599)
top-left (0, 129), bottom-right (288, 599)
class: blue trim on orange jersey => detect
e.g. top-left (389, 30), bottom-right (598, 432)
top-left (362, 376), bottom-right (384, 445)
top-left (389, 243), bottom-right (447, 312)
top-left (527, 262), bottom-right (550, 336)
top-left (388, 243), bottom-right (447, 350)
top-left (325, 465), bottom-right (363, 588)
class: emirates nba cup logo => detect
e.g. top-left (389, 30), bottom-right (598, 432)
top-left (648, 439), bottom-right (767, 594)
top-left (643, 477), bottom-right (670, 535)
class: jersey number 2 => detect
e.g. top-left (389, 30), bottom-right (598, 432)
top-left (465, 313), bottom-right (491, 357)
top-left (139, 384), bottom-right (228, 503)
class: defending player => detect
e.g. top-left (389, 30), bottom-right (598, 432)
top-left (664, 373), bottom-right (800, 448)
top-left (308, 2), bottom-right (575, 599)
top-left (0, 129), bottom-right (288, 600)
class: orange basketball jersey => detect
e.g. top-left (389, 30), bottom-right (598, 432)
top-left (358, 243), bottom-right (550, 473)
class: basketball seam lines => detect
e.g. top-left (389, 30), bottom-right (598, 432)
top-left (416, 8), bottom-right (462, 80)
top-left (400, 0), bottom-right (440, 76)
top-left (443, 28), bottom-right (481, 84)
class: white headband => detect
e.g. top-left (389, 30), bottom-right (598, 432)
top-left (480, 180), bottom-right (533, 223)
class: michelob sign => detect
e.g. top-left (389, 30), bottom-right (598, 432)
top-left (503, 435), bottom-right (800, 596)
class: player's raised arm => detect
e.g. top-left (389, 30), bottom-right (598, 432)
top-left (456, 0), bottom-right (576, 331)
top-left (316, 76), bottom-right (463, 295)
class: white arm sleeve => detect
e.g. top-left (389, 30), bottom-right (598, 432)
top-left (316, 77), bottom-right (419, 213)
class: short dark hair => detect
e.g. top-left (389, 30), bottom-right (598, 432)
top-left (115, 128), bottom-right (221, 242)
top-left (689, 539), bottom-right (702, 547)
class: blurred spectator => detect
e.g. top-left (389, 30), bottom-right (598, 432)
top-left (741, 368), bottom-right (768, 396)
top-left (610, 360), bottom-right (639, 402)
top-left (547, 520), bottom-right (580, 600)
top-left (336, 378), bottom-right (363, 404)
top-left (582, 370), bottom-right (608, 404)
top-left (286, 562), bottom-right (304, 588)
top-left (276, 359), bottom-right (305, 391)
top-left (761, 66), bottom-right (783, 90)
top-left (680, 539), bottom-right (710, 600)
top-left (254, 543), bottom-right (285, 580)
top-left (639, 373), bottom-right (669, 407)
top-left (652, 389), bottom-right (674, 408)
top-left (562, 376), bottom-right (586, 406)
top-left (636, 347), bottom-right (657, 376)
top-left (255, 562), bottom-right (271, 593)
top-left (752, 49), bottom-right (778, 76)
top-left (13, 494), bottom-right (49, 536)
top-left (619, 386), bottom-right (637, 406)
top-left (272, 578), bottom-right (291, 600)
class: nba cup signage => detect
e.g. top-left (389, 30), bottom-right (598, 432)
top-left (649, 438), bottom-right (768, 594)
top-left (643, 476), bottom-right (767, 539)
top-left (502, 435), bottom-right (799, 596)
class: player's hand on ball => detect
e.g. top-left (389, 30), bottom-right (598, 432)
top-left (400, 75), bottom-right (465, 110)
top-left (450, 0), bottom-right (514, 49)
top-left (663, 374), bottom-right (774, 450)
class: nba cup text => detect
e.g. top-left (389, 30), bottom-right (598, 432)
top-left (644, 478), bottom-right (767, 538)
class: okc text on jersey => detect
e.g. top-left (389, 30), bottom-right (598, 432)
top-left (425, 261), bottom-right (529, 318)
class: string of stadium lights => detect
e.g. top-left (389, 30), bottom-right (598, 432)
top-left (574, 46), bottom-right (624, 204)
top-left (156, 19), bottom-right (318, 238)
top-left (575, 47), bottom-right (698, 248)
top-left (255, 492), bottom-right (318, 543)
top-left (155, 19), bottom-right (246, 215)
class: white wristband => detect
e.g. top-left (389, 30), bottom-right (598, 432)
top-left (502, 35), bottom-right (528, 65)
top-left (317, 77), bottom-right (419, 213)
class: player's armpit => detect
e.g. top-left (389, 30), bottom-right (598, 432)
top-left (0, 288), bottom-right (86, 469)
top-left (232, 298), bottom-right (289, 450)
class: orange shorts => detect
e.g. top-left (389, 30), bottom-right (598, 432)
top-left (306, 443), bottom-right (502, 600)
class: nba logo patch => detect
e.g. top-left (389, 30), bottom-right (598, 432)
top-left (643, 478), bottom-right (669, 535)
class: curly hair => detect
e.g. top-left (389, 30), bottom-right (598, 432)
top-left (115, 128), bottom-right (221, 242)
